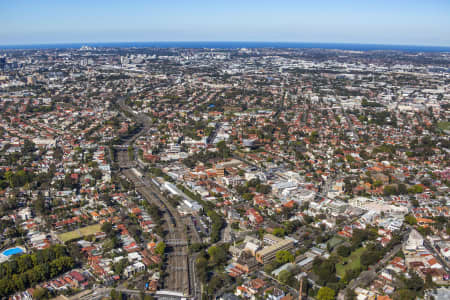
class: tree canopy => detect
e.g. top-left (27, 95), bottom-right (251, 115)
top-left (317, 286), bottom-right (336, 300)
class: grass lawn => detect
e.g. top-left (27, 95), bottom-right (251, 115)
top-left (336, 247), bottom-right (365, 278)
top-left (328, 235), bottom-right (345, 250)
top-left (58, 224), bottom-right (102, 242)
top-left (438, 121), bottom-right (450, 132)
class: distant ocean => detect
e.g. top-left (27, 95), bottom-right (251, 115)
top-left (1, 41), bottom-right (450, 52)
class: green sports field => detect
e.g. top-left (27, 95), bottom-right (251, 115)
top-left (58, 224), bottom-right (102, 242)
top-left (438, 121), bottom-right (450, 131)
top-left (336, 247), bottom-right (365, 278)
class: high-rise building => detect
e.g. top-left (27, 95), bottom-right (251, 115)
top-left (0, 57), bottom-right (6, 70)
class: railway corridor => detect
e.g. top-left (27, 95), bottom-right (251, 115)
top-left (119, 151), bottom-right (190, 295)
top-left (142, 175), bottom-right (190, 294)
top-left (116, 103), bottom-right (200, 298)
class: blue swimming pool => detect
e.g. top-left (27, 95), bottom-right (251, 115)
top-left (2, 247), bottom-right (24, 256)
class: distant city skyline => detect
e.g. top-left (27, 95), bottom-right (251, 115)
top-left (1, 0), bottom-right (450, 46)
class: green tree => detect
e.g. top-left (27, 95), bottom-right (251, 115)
top-left (273, 227), bottom-right (286, 237)
top-left (22, 139), bottom-right (36, 154)
top-left (408, 184), bottom-right (424, 194)
top-left (110, 289), bottom-right (117, 299)
top-left (317, 286), bottom-right (335, 300)
top-left (128, 145), bottom-right (134, 160)
top-left (404, 215), bottom-right (417, 225)
top-left (398, 184), bottom-right (408, 195)
top-left (360, 250), bottom-right (381, 267)
top-left (342, 269), bottom-right (360, 285)
top-left (284, 220), bottom-right (302, 234)
top-left (404, 271), bottom-right (424, 293)
top-left (278, 270), bottom-right (293, 284)
top-left (113, 259), bottom-right (127, 275)
top-left (207, 246), bottom-right (227, 265)
top-left (383, 185), bottom-right (398, 196)
top-left (417, 226), bottom-right (432, 236)
top-left (101, 222), bottom-right (114, 236)
top-left (4, 171), bottom-right (14, 187)
top-left (91, 169), bottom-right (103, 180)
top-left (155, 242), bottom-right (166, 256)
top-left (17, 255), bottom-right (33, 273)
top-left (33, 194), bottom-right (47, 215)
top-left (393, 289), bottom-right (416, 300)
top-left (32, 287), bottom-right (48, 300)
top-left (216, 141), bottom-right (230, 158)
top-left (196, 256), bottom-right (208, 283)
top-left (309, 131), bottom-right (319, 144)
top-left (207, 210), bottom-right (225, 243)
top-left (351, 228), bottom-right (375, 248)
top-left (189, 243), bottom-right (205, 253)
top-left (313, 259), bottom-right (337, 285)
top-left (206, 274), bottom-right (225, 295)
top-left (337, 245), bottom-right (351, 257)
top-left (275, 250), bottom-right (294, 264)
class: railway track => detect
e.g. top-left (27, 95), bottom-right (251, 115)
top-left (114, 99), bottom-right (199, 297)
top-left (118, 151), bottom-right (190, 295)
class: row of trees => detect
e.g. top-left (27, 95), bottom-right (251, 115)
top-left (0, 169), bottom-right (35, 189)
top-left (236, 178), bottom-right (272, 198)
top-left (207, 210), bottom-right (225, 243)
top-left (182, 149), bottom-right (224, 169)
top-left (0, 245), bottom-right (74, 297)
top-left (393, 271), bottom-right (427, 300)
top-left (183, 140), bottom-right (233, 169)
top-left (196, 245), bottom-right (231, 297)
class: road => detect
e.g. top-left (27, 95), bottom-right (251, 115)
top-left (340, 104), bottom-right (359, 141)
top-left (424, 239), bottom-right (450, 273)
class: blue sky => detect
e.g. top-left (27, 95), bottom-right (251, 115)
top-left (1, 0), bottom-right (450, 46)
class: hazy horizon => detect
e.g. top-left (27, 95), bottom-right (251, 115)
top-left (2, 41), bottom-right (450, 52)
top-left (2, 0), bottom-right (450, 47)
top-left (2, 40), bottom-right (450, 47)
